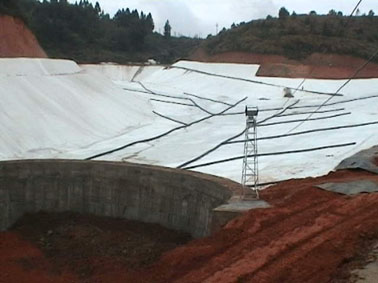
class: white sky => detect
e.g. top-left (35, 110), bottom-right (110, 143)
top-left (68, 0), bottom-right (378, 37)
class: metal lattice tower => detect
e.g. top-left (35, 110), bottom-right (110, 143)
top-left (241, 106), bottom-right (259, 199)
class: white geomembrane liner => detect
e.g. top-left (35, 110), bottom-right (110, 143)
top-left (0, 58), bottom-right (81, 76)
top-left (1, 58), bottom-right (378, 184)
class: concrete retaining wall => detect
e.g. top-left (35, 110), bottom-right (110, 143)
top-left (0, 160), bottom-right (241, 237)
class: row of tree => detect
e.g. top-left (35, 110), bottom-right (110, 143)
top-left (0, 0), bottom-right (28, 21)
top-left (277, 7), bottom-right (375, 19)
top-left (0, 0), bottom-right (199, 64)
top-left (204, 7), bottom-right (378, 62)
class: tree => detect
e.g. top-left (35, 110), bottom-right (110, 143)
top-left (94, 1), bottom-right (101, 15)
top-left (164, 20), bottom-right (171, 38)
top-left (0, 0), bottom-right (27, 22)
top-left (328, 9), bottom-right (337, 16)
top-left (146, 13), bottom-right (154, 32)
top-left (368, 10), bottom-right (375, 17)
top-left (278, 7), bottom-right (289, 20)
top-left (309, 11), bottom-right (317, 16)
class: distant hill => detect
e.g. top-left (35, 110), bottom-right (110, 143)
top-left (200, 12), bottom-right (378, 63)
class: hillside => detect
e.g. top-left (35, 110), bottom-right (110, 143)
top-left (190, 49), bottom-right (378, 79)
top-left (0, 0), bottom-right (46, 58)
top-left (200, 13), bottom-right (378, 63)
top-left (0, 15), bottom-right (46, 58)
top-left (188, 12), bottom-right (378, 79)
top-left (4, 0), bottom-right (201, 64)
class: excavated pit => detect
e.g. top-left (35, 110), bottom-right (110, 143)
top-left (7, 210), bottom-right (193, 279)
top-left (0, 160), bottom-right (242, 238)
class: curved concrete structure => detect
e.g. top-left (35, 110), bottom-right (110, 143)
top-left (0, 160), bottom-right (242, 237)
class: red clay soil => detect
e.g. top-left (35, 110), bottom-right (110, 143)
top-left (0, 15), bottom-right (47, 58)
top-left (190, 49), bottom-right (378, 79)
top-left (144, 169), bottom-right (378, 283)
top-left (0, 212), bottom-right (190, 283)
top-left (1, 170), bottom-right (378, 283)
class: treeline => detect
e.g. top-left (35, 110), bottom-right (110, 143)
top-left (0, 0), bottom-right (201, 64)
top-left (203, 8), bottom-right (378, 62)
top-left (0, 0), bottom-right (27, 21)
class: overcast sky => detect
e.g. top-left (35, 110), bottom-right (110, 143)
top-left (68, 0), bottom-right (378, 37)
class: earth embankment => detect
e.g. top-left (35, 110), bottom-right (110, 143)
top-left (190, 49), bottom-right (378, 79)
top-left (0, 15), bottom-right (46, 58)
top-left (144, 169), bottom-right (378, 283)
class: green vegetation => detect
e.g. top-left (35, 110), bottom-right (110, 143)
top-left (0, 0), bottom-right (201, 64)
top-left (0, 0), bottom-right (27, 22)
top-left (164, 20), bottom-right (172, 38)
top-left (203, 8), bottom-right (378, 62)
top-left (2, 1), bottom-right (377, 64)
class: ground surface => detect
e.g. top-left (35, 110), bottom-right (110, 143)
top-left (351, 242), bottom-right (378, 283)
top-left (1, 169), bottom-right (378, 283)
top-left (0, 212), bottom-right (191, 283)
top-left (141, 169), bottom-right (378, 283)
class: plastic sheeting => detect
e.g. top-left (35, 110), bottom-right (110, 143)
top-left (336, 146), bottom-right (378, 174)
top-left (317, 180), bottom-right (378, 195)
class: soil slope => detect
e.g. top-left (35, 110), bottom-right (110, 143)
top-left (0, 15), bottom-right (46, 58)
top-left (190, 49), bottom-right (378, 79)
top-left (1, 170), bottom-right (378, 282)
top-left (146, 170), bottom-right (378, 283)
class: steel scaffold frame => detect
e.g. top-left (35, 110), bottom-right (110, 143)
top-left (241, 107), bottom-right (259, 199)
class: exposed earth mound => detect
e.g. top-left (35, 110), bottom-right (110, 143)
top-left (1, 169), bottom-right (378, 282)
top-left (190, 49), bottom-right (378, 79)
top-left (147, 169), bottom-right (378, 283)
top-left (0, 15), bottom-right (46, 58)
top-left (0, 212), bottom-right (191, 283)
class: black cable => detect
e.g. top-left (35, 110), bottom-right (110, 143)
top-left (288, 49), bottom-right (378, 133)
top-left (172, 66), bottom-right (342, 96)
top-left (85, 97), bottom-right (247, 160)
top-left (350, 0), bottom-right (363, 17)
top-left (183, 142), bottom-right (356, 170)
top-left (227, 120), bottom-right (378, 144)
top-left (290, 0), bottom-right (364, 101)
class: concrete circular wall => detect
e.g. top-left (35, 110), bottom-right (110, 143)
top-left (0, 160), bottom-right (242, 237)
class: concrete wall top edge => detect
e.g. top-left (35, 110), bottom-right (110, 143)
top-left (0, 159), bottom-right (243, 237)
top-left (0, 159), bottom-right (243, 197)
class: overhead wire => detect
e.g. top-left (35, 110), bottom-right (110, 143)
top-left (286, 0), bottom-right (378, 133)
top-left (289, 0), bottom-right (364, 102)
top-left (350, 0), bottom-right (363, 17)
top-left (287, 49), bottom-right (378, 133)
